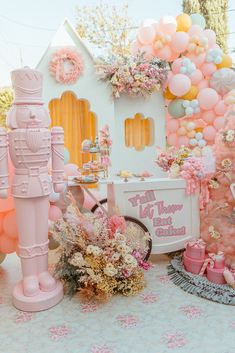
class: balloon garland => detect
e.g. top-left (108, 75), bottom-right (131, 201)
top-left (132, 13), bottom-right (234, 149)
top-left (49, 48), bottom-right (84, 84)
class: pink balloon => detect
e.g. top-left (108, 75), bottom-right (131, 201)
top-left (214, 100), bottom-right (227, 115)
top-left (197, 88), bottom-right (219, 110)
top-left (203, 126), bottom-right (217, 142)
top-left (190, 69), bottom-right (203, 84)
top-left (155, 45), bottom-right (172, 61)
top-left (197, 79), bottom-right (209, 90)
top-left (171, 32), bottom-right (189, 53)
top-left (0, 233), bottom-right (17, 254)
top-left (168, 74), bottom-right (191, 96)
top-left (204, 29), bottom-right (216, 47)
top-left (0, 214), bottom-right (3, 234)
top-left (49, 205), bottom-right (62, 222)
top-left (188, 24), bottom-right (204, 37)
top-left (140, 45), bottom-right (154, 60)
top-left (167, 133), bottom-right (178, 146)
top-left (201, 63), bottom-right (216, 77)
top-left (130, 40), bottom-right (141, 55)
top-left (202, 110), bottom-right (216, 124)
top-left (3, 210), bottom-right (18, 240)
top-left (168, 50), bottom-right (180, 62)
top-left (138, 25), bottom-right (155, 45)
top-left (213, 116), bottom-right (225, 130)
top-left (64, 163), bottom-right (79, 177)
top-left (171, 58), bottom-right (183, 74)
top-left (158, 16), bottom-right (177, 35)
top-left (178, 136), bottom-right (189, 147)
top-left (167, 119), bottom-right (180, 133)
top-left (83, 189), bottom-right (100, 210)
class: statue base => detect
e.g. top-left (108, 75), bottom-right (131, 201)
top-left (13, 280), bottom-right (63, 312)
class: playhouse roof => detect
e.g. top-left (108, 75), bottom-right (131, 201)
top-left (36, 18), bottom-right (94, 69)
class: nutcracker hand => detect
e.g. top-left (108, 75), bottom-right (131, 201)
top-left (0, 189), bottom-right (8, 199)
top-left (53, 183), bottom-right (65, 193)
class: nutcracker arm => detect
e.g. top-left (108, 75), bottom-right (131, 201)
top-left (0, 128), bottom-right (9, 198)
top-left (51, 126), bottom-right (64, 193)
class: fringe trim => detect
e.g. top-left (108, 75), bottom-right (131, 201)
top-left (168, 256), bottom-right (235, 305)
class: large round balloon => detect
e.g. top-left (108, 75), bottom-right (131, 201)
top-left (182, 85), bottom-right (199, 100)
top-left (168, 74), bottom-right (191, 96)
top-left (210, 68), bottom-right (235, 95)
top-left (168, 99), bottom-right (185, 118)
top-left (49, 205), bottom-right (63, 222)
top-left (197, 88), bottom-right (219, 110)
top-left (171, 32), bottom-right (189, 53)
top-left (0, 233), bottom-right (17, 254)
top-left (158, 16), bottom-right (177, 35)
top-left (138, 25), bottom-right (155, 45)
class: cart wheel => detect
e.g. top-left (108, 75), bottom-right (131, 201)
top-left (91, 200), bottom-right (152, 261)
top-left (123, 216), bottom-right (152, 261)
top-left (91, 198), bottom-right (108, 215)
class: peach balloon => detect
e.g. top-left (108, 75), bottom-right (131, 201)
top-left (177, 126), bottom-right (187, 136)
top-left (190, 69), bottom-right (203, 84)
top-left (201, 63), bottom-right (217, 77)
top-left (214, 100), bottom-right (227, 115)
top-left (155, 45), bottom-right (172, 61)
top-left (167, 133), bottom-right (178, 146)
top-left (176, 13), bottom-right (192, 32)
top-left (203, 126), bottom-right (217, 142)
top-left (197, 79), bottom-right (209, 90)
top-left (178, 136), bottom-right (189, 146)
top-left (167, 119), bottom-right (179, 133)
top-left (137, 25), bottom-right (155, 45)
top-left (3, 210), bottom-right (18, 240)
top-left (188, 24), bottom-right (204, 37)
top-left (197, 88), bottom-right (219, 110)
top-left (83, 189), bottom-right (101, 210)
top-left (188, 53), bottom-right (206, 68)
top-left (171, 32), bottom-right (189, 53)
top-left (0, 213), bottom-right (4, 234)
top-left (159, 16), bottom-right (177, 35)
top-left (0, 233), bottom-right (17, 254)
top-left (202, 110), bottom-right (216, 124)
top-left (169, 74), bottom-right (191, 96)
top-left (213, 116), bottom-right (225, 130)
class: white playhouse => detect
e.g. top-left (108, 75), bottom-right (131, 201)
top-left (37, 19), bottom-right (199, 254)
top-left (37, 19), bottom-right (166, 177)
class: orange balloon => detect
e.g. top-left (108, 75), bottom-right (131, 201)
top-left (176, 13), bottom-right (192, 32)
top-left (164, 87), bottom-right (176, 100)
top-left (0, 233), bottom-right (17, 254)
top-left (0, 213), bottom-right (4, 233)
top-left (3, 210), bottom-right (18, 240)
top-left (216, 54), bottom-right (233, 69)
top-left (182, 85), bottom-right (199, 100)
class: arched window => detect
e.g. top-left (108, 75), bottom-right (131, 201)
top-left (124, 113), bottom-right (154, 151)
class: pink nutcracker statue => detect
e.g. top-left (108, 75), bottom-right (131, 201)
top-left (0, 67), bottom-right (64, 311)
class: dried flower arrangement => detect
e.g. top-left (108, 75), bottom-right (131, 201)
top-left (95, 53), bottom-right (168, 98)
top-left (53, 194), bottom-right (151, 302)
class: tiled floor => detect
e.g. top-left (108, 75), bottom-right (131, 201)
top-left (0, 253), bottom-right (235, 353)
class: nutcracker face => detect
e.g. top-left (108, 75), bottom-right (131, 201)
top-left (7, 104), bottom-right (51, 129)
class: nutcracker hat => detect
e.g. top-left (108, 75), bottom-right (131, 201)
top-left (11, 67), bottom-right (43, 104)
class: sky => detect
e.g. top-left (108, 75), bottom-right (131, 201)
top-left (0, 0), bottom-right (234, 86)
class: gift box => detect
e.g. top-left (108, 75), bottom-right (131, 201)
top-left (185, 239), bottom-right (206, 260)
top-left (209, 252), bottom-right (225, 270)
top-left (207, 266), bottom-right (226, 285)
top-left (183, 252), bottom-right (206, 275)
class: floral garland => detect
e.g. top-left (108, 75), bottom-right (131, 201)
top-left (49, 48), bottom-right (84, 84)
top-left (95, 53), bottom-right (168, 98)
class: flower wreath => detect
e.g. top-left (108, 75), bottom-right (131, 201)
top-left (49, 48), bottom-right (84, 84)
